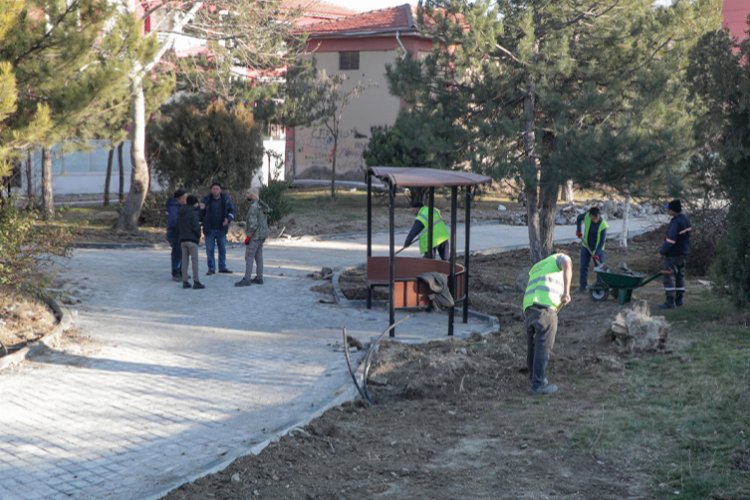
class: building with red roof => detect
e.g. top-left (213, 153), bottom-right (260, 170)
top-left (288, 4), bottom-right (434, 180)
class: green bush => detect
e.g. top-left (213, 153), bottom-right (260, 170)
top-left (149, 97), bottom-right (264, 192)
top-left (260, 181), bottom-right (292, 226)
top-left (712, 196), bottom-right (750, 308)
top-left (688, 209), bottom-right (727, 276)
top-left (0, 204), bottom-right (72, 291)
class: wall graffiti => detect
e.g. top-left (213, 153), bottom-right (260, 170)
top-left (295, 125), bottom-right (370, 179)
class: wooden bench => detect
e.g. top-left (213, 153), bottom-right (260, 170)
top-left (366, 256), bottom-right (466, 309)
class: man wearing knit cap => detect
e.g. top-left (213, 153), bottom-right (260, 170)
top-left (659, 199), bottom-right (692, 309)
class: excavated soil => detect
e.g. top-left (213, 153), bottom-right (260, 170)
top-left (166, 233), bottom-right (685, 499)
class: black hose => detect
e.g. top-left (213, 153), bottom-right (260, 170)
top-left (342, 327), bottom-right (372, 406)
top-left (362, 315), bottom-right (410, 404)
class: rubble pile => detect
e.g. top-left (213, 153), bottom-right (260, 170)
top-left (498, 200), bottom-right (662, 226)
top-left (609, 300), bottom-right (669, 353)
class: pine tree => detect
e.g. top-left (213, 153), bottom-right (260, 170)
top-left (2, 0), bottom-right (131, 218)
top-left (687, 28), bottom-right (750, 307)
top-left (388, 0), bottom-right (720, 262)
top-left (0, 1), bottom-right (51, 188)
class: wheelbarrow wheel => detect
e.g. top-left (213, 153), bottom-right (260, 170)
top-left (590, 287), bottom-right (608, 302)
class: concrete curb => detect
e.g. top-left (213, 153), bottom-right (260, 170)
top-left (0, 292), bottom-right (74, 371)
top-left (73, 242), bottom-right (161, 249)
top-left (148, 372), bottom-right (360, 500)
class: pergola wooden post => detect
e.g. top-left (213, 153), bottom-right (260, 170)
top-left (366, 167), bottom-right (491, 337)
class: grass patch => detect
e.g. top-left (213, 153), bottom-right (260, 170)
top-left (570, 299), bottom-right (750, 498)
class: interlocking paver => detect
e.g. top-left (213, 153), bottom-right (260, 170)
top-left (0, 219), bottom-right (662, 498)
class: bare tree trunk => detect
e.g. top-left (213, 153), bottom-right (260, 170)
top-left (117, 70), bottom-right (149, 231)
top-left (104, 146), bottom-right (114, 206)
top-left (619, 193), bottom-right (631, 248)
top-left (539, 174), bottom-right (558, 257)
top-left (330, 134), bottom-right (337, 200)
top-left (560, 180), bottom-right (574, 203)
top-left (25, 149), bottom-right (34, 208)
top-left (117, 142), bottom-right (124, 203)
top-left (522, 76), bottom-right (543, 263)
top-left (526, 186), bottom-right (543, 263)
top-left (41, 147), bottom-right (54, 219)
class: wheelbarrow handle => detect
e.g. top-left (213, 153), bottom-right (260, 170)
top-left (639, 271), bottom-right (665, 288)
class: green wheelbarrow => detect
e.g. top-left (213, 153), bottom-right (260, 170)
top-left (590, 267), bottom-right (664, 304)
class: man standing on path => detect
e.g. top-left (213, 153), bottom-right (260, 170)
top-left (178, 195), bottom-right (205, 289)
top-left (523, 252), bottom-right (572, 395)
top-left (575, 206), bottom-right (608, 292)
top-left (166, 189), bottom-right (186, 281)
top-left (236, 186), bottom-right (270, 287)
top-left (201, 182), bottom-right (235, 275)
top-left (659, 199), bottom-right (692, 309)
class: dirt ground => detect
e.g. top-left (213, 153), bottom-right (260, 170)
top-left (165, 230), bottom-right (689, 499)
top-left (4, 200), bottom-right (704, 498)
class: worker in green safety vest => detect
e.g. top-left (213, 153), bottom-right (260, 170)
top-left (575, 206), bottom-right (608, 292)
top-left (523, 252), bottom-right (572, 395)
top-left (403, 199), bottom-right (450, 260)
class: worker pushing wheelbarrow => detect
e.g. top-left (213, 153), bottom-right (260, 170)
top-left (589, 266), bottom-right (665, 304)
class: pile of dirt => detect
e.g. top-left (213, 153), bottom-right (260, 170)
top-left (167, 234), bottom-right (675, 499)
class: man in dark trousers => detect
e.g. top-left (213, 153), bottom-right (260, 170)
top-left (166, 189), bottom-right (186, 281)
top-left (575, 206), bottom-right (608, 292)
top-left (200, 182), bottom-right (235, 275)
top-left (659, 199), bottom-right (692, 309)
top-left (523, 252), bottom-right (573, 395)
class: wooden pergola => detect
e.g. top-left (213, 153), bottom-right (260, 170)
top-left (366, 167), bottom-right (492, 337)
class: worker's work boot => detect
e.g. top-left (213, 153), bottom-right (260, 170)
top-left (528, 383), bottom-right (558, 396)
top-left (659, 295), bottom-right (675, 309)
top-left (675, 292), bottom-right (684, 307)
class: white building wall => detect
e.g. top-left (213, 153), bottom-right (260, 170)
top-left (18, 141), bottom-right (141, 198)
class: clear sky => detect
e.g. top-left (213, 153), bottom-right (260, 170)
top-left (325, 0), bottom-right (418, 12)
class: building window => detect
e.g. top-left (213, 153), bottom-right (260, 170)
top-left (339, 51), bottom-right (359, 70)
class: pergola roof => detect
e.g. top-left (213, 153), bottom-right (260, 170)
top-left (368, 167), bottom-right (491, 188)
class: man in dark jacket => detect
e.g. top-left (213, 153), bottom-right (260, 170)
top-left (178, 195), bottom-right (205, 290)
top-left (200, 182), bottom-right (235, 275)
top-left (166, 189), bottom-right (186, 281)
top-left (659, 199), bottom-right (692, 309)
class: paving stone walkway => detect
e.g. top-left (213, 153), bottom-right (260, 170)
top-left (0, 217), bottom-right (663, 499)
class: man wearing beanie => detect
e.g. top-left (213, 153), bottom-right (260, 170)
top-left (659, 199), bottom-right (692, 309)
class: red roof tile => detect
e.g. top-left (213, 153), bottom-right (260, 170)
top-left (303, 4), bottom-right (418, 37)
top-left (283, 0), bottom-right (357, 20)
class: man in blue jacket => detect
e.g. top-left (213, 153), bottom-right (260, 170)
top-left (200, 182), bottom-right (235, 275)
top-left (166, 189), bottom-right (186, 281)
top-left (659, 199), bottom-right (692, 309)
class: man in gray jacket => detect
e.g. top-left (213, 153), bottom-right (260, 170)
top-left (236, 187), bottom-right (270, 287)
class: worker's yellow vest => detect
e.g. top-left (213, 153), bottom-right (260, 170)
top-left (523, 254), bottom-right (566, 310)
top-left (416, 206), bottom-right (449, 255)
top-left (582, 213), bottom-right (609, 251)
